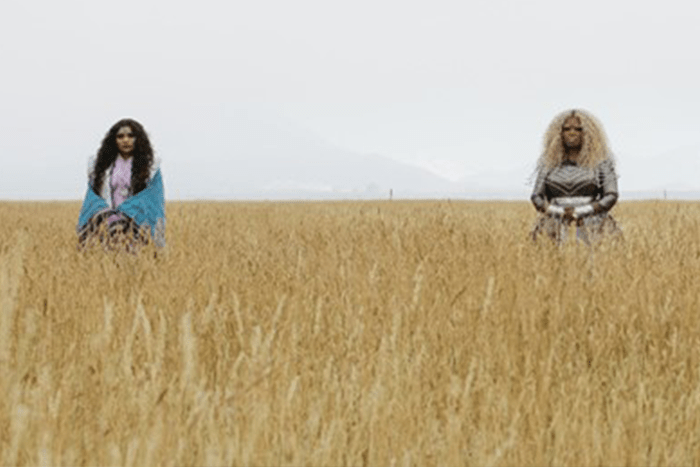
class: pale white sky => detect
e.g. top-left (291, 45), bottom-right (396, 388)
top-left (1, 0), bottom-right (698, 199)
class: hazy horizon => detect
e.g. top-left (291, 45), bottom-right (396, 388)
top-left (1, 0), bottom-right (698, 200)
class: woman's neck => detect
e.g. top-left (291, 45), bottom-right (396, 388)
top-left (563, 148), bottom-right (580, 162)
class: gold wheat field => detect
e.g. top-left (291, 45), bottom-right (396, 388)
top-left (1, 200), bottom-right (700, 466)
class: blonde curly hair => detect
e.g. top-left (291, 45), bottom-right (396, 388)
top-left (536, 109), bottom-right (615, 171)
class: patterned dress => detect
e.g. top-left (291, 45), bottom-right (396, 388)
top-left (530, 159), bottom-right (620, 244)
top-left (106, 156), bottom-right (133, 224)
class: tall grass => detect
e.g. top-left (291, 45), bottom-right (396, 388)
top-left (1, 200), bottom-right (699, 466)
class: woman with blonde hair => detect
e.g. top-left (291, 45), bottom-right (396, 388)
top-left (530, 109), bottom-right (620, 244)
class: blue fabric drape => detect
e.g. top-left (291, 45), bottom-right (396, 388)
top-left (77, 185), bottom-right (109, 230)
top-left (77, 169), bottom-right (166, 247)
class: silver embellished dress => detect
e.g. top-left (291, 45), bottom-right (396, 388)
top-left (530, 159), bottom-right (620, 243)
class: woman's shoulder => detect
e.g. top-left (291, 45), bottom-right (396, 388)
top-left (87, 156), bottom-right (101, 184)
top-left (596, 158), bottom-right (617, 173)
top-left (150, 157), bottom-right (162, 179)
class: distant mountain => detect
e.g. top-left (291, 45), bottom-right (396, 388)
top-left (617, 145), bottom-right (700, 192)
top-left (168, 108), bottom-right (461, 199)
top-left (163, 107), bottom-right (699, 200)
top-left (454, 163), bottom-right (533, 198)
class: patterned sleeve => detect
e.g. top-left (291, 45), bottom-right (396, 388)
top-left (530, 169), bottom-right (548, 213)
top-left (595, 159), bottom-right (618, 212)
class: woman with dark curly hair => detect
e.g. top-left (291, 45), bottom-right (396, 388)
top-left (77, 118), bottom-right (166, 251)
top-left (530, 109), bottom-right (620, 244)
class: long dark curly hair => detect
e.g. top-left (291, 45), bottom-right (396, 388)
top-left (91, 118), bottom-right (154, 196)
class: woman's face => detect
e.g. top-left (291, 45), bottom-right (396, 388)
top-left (561, 116), bottom-right (583, 150)
top-left (116, 125), bottom-right (136, 157)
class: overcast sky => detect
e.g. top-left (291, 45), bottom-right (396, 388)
top-left (1, 0), bottom-right (698, 199)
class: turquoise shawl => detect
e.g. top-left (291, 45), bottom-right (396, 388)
top-left (77, 169), bottom-right (166, 247)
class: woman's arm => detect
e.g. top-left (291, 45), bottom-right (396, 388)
top-left (593, 159), bottom-right (618, 212)
top-left (531, 169), bottom-right (548, 213)
top-left (573, 159), bottom-right (618, 218)
top-left (531, 169), bottom-right (566, 217)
